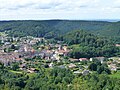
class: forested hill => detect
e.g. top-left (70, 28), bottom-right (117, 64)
top-left (0, 20), bottom-right (120, 38)
top-left (62, 30), bottom-right (119, 58)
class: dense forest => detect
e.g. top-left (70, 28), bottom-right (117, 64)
top-left (0, 62), bottom-right (120, 90)
top-left (62, 30), bottom-right (120, 58)
top-left (0, 20), bottom-right (120, 42)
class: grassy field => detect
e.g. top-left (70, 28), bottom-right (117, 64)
top-left (109, 71), bottom-right (120, 78)
top-left (9, 70), bottom-right (23, 74)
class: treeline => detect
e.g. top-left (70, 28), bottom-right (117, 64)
top-left (0, 20), bottom-right (120, 41)
top-left (0, 63), bottom-right (74, 90)
top-left (73, 73), bottom-right (120, 90)
top-left (0, 63), bottom-right (120, 90)
top-left (0, 21), bottom-right (59, 37)
top-left (62, 30), bottom-right (120, 58)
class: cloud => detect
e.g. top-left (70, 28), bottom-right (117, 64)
top-left (0, 0), bottom-right (97, 10)
top-left (34, 1), bottom-right (62, 9)
top-left (112, 6), bottom-right (120, 9)
top-left (79, 5), bottom-right (88, 8)
top-left (0, 0), bottom-right (33, 10)
top-left (0, 0), bottom-right (120, 20)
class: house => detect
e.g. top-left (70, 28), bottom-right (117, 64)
top-left (108, 57), bottom-right (120, 62)
top-left (49, 63), bottom-right (54, 68)
top-left (0, 53), bottom-right (22, 66)
top-left (30, 39), bottom-right (38, 45)
top-left (68, 63), bottom-right (76, 69)
top-left (45, 53), bottom-right (54, 61)
top-left (52, 54), bottom-right (60, 60)
top-left (56, 50), bottom-right (70, 56)
top-left (108, 64), bottom-right (117, 71)
top-left (115, 44), bottom-right (120, 47)
top-left (73, 71), bottom-right (81, 74)
top-left (69, 58), bottom-right (80, 62)
top-left (79, 58), bottom-right (88, 61)
top-left (4, 42), bottom-right (11, 45)
top-left (63, 46), bottom-right (68, 51)
top-left (27, 68), bottom-right (39, 73)
top-left (39, 50), bottom-right (54, 61)
top-left (14, 50), bottom-right (19, 53)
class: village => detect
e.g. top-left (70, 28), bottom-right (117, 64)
top-left (0, 32), bottom-right (120, 75)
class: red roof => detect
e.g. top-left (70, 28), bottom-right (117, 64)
top-left (79, 58), bottom-right (88, 61)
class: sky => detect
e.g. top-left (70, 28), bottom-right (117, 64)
top-left (0, 0), bottom-right (120, 20)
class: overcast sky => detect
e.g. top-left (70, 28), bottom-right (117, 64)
top-left (0, 0), bottom-right (120, 20)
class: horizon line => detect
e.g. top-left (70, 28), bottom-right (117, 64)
top-left (0, 19), bottom-right (120, 22)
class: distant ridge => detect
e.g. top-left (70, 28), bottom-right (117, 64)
top-left (91, 19), bottom-right (120, 22)
top-left (0, 20), bottom-right (120, 38)
top-left (0, 19), bottom-right (120, 22)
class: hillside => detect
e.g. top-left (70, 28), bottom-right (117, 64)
top-left (0, 20), bottom-right (120, 90)
top-left (0, 20), bottom-right (120, 38)
top-left (62, 30), bottom-right (119, 58)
